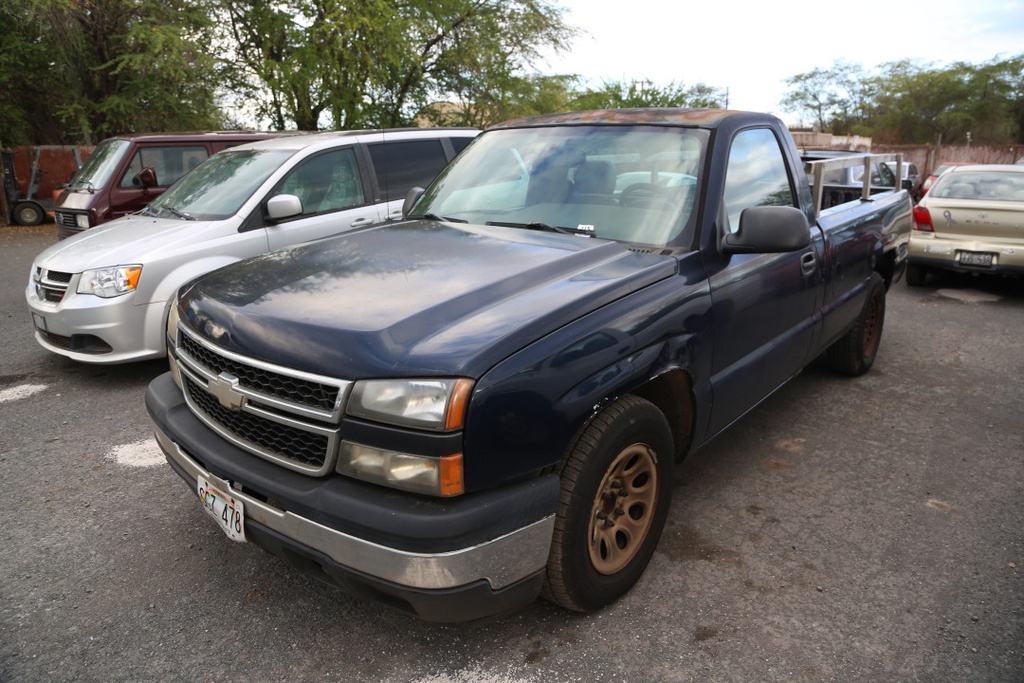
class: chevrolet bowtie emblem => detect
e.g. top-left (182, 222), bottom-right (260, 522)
top-left (208, 372), bottom-right (245, 411)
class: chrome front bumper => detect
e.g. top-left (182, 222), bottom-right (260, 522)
top-left (153, 423), bottom-right (555, 593)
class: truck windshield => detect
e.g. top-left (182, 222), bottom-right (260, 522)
top-left (67, 138), bottom-right (131, 191)
top-left (147, 149), bottom-right (293, 221)
top-left (412, 125), bottom-right (707, 248)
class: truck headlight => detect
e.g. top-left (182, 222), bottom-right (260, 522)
top-left (166, 301), bottom-right (182, 388)
top-left (337, 443), bottom-right (464, 497)
top-left (77, 265), bottom-right (142, 298)
top-left (347, 378), bottom-right (473, 430)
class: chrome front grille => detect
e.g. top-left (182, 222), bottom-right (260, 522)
top-left (179, 333), bottom-right (341, 412)
top-left (32, 267), bottom-right (73, 302)
top-left (175, 326), bottom-right (350, 476)
top-left (183, 375), bottom-right (331, 469)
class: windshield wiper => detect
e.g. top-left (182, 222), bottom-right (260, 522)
top-left (485, 220), bottom-right (594, 237)
top-left (160, 206), bottom-right (196, 221)
top-left (139, 206), bottom-right (158, 217)
top-left (69, 180), bottom-right (96, 194)
top-left (412, 212), bottom-right (468, 223)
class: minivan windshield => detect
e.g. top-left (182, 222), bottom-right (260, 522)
top-left (147, 149), bottom-right (293, 221)
top-left (67, 138), bottom-right (131, 191)
top-left (412, 125), bottom-right (707, 248)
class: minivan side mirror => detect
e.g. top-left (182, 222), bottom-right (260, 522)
top-left (403, 186), bottom-right (426, 218)
top-left (722, 206), bottom-right (811, 254)
top-left (266, 194), bottom-right (303, 222)
top-left (135, 166), bottom-right (158, 188)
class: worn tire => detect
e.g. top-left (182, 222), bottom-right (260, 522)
top-left (542, 395), bottom-right (674, 613)
top-left (827, 272), bottom-right (886, 376)
top-left (905, 263), bottom-right (928, 287)
top-left (14, 202), bottom-right (44, 226)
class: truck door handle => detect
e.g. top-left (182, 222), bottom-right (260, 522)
top-left (350, 217), bottom-right (376, 227)
top-left (800, 251), bottom-right (817, 277)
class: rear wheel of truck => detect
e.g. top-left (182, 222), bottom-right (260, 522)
top-left (827, 272), bottom-right (886, 376)
top-left (14, 202), bottom-right (44, 226)
top-left (543, 395), bottom-right (673, 613)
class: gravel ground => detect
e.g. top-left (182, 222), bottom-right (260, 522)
top-left (1, 222), bottom-right (1022, 682)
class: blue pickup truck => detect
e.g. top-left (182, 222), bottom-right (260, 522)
top-left (146, 109), bottom-right (912, 622)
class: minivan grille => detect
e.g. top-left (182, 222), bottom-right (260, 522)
top-left (53, 211), bottom-right (80, 229)
top-left (32, 267), bottom-right (73, 302)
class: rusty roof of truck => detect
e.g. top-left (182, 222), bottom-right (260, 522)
top-left (490, 108), bottom-right (754, 130)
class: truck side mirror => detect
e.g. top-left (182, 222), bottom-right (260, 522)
top-left (403, 186), bottom-right (425, 218)
top-left (135, 166), bottom-right (158, 188)
top-left (722, 206), bottom-right (811, 254)
top-left (266, 193), bottom-right (303, 222)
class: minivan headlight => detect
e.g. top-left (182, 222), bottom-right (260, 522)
top-left (347, 378), bottom-right (473, 430)
top-left (75, 213), bottom-right (90, 229)
top-left (77, 265), bottom-right (142, 298)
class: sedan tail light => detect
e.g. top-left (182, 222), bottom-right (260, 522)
top-left (912, 205), bottom-right (934, 232)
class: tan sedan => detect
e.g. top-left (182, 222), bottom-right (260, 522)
top-left (907, 164), bottom-right (1024, 285)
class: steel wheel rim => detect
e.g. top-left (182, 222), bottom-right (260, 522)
top-left (862, 293), bottom-right (882, 357)
top-left (589, 443), bottom-right (659, 575)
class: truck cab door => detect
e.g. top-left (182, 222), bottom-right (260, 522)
top-left (263, 146), bottom-right (381, 251)
top-left (704, 127), bottom-right (822, 436)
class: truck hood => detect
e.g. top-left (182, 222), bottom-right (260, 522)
top-left (33, 214), bottom-right (231, 272)
top-left (180, 220), bottom-right (678, 378)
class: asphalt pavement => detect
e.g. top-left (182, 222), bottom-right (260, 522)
top-left (1, 222), bottom-right (1022, 683)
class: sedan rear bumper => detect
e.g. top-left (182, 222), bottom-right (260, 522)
top-left (908, 234), bottom-right (1024, 276)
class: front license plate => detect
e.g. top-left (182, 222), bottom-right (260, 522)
top-left (31, 313), bottom-right (47, 332)
top-left (197, 476), bottom-right (246, 542)
top-left (959, 252), bottom-right (993, 267)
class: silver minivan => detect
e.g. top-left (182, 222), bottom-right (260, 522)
top-left (26, 128), bottom-right (478, 363)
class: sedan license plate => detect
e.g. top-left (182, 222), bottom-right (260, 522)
top-left (197, 476), bottom-right (246, 542)
top-left (959, 252), bottom-right (993, 267)
top-left (31, 313), bottom-right (47, 332)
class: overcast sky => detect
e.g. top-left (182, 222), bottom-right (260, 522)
top-left (537, 0), bottom-right (1024, 124)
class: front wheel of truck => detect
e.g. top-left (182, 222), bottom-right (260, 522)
top-left (543, 395), bottom-right (674, 613)
top-left (827, 272), bottom-right (886, 376)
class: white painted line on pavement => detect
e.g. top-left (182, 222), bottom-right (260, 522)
top-left (108, 438), bottom-right (165, 468)
top-left (0, 383), bottom-right (48, 403)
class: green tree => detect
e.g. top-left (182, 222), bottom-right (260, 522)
top-left (0, 3), bottom-right (60, 144)
top-left (570, 79), bottom-right (726, 111)
top-left (781, 61), bottom-right (865, 132)
top-left (866, 61), bottom-right (976, 145)
top-left (2, 0), bottom-right (228, 145)
top-left (221, 0), bottom-right (406, 131)
top-left (44, 0), bottom-right (227, 143)
top-left (781, 55), bottom-right (1024, 145)
top-left (416, 74), bottom-right (581, 129)
top-left (218, 0), bottom-right (576, 130)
